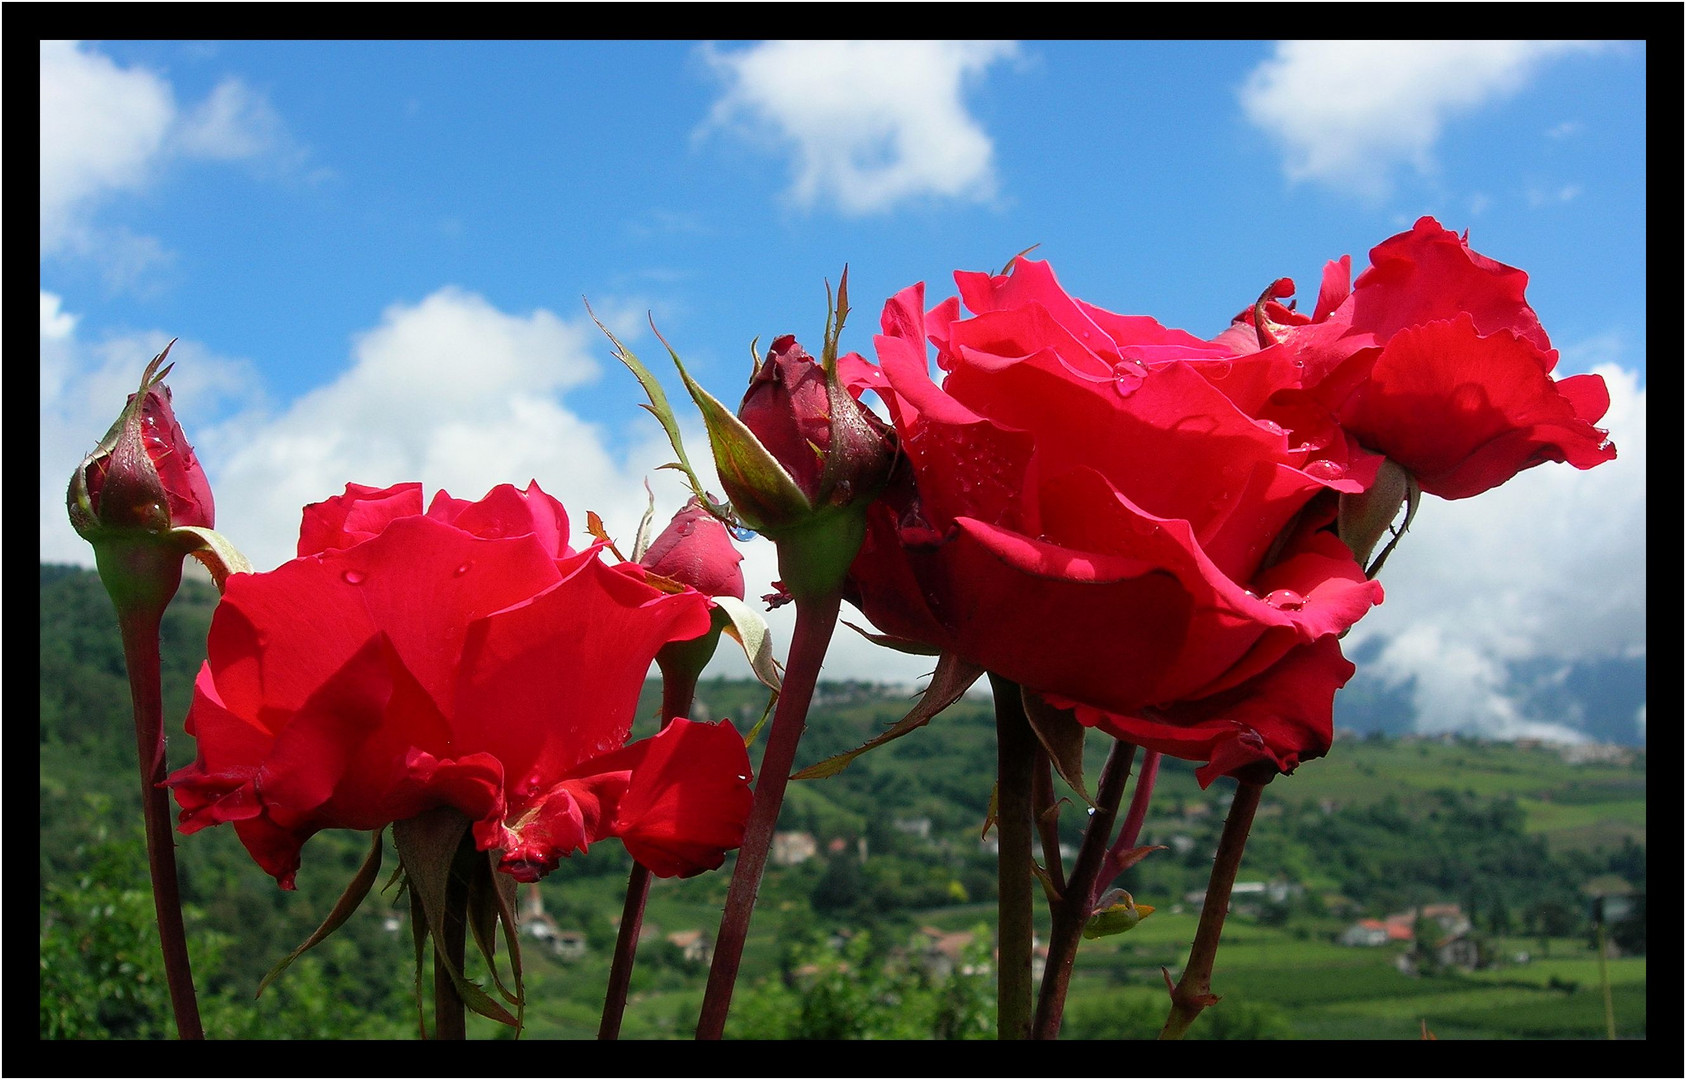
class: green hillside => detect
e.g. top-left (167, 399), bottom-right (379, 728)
top-left (39, 564), bottom-right (1645, 1039)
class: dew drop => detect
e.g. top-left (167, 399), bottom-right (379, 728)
top-left (1259, 420), bottom-right (1286, 437)
top-left (1263, 589), bottom-right (1306, 611)
top-left (342, 569), bottom-right (365, 585)
top-left (1304, 459), bottom-right (1345, 482)
top-left (1112, 372), bottom-right (1142, 400)
top-left (729, 524), bottom-right (758, 542)
top-left (454, 561), bottom-right (473, 577)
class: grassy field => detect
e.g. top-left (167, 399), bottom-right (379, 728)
top-left (1057, 910), bottom-right (1646, 1040)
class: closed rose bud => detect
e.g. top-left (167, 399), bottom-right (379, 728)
top-left (69, 344), bottom-right (215, 539)
top-left (640, 496), bottom-right (746, 600)
top-left (737, 335), bottom-right (833, 503)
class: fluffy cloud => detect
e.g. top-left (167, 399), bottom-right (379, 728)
top-left (698, 40), bottom-right (1018, 215)
top-left (1344, 356), bottom-right (1646, 738)
top-left (1239, 41), bottom-right (1605, 197)
top-left (40, 40), bottom-right (299, 284)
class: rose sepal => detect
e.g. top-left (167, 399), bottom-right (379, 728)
top-left (1336, 457), bottom-right (1421, 578)
top-left (392, 807), bottom-right (524, 1034)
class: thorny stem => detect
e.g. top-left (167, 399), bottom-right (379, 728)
top-left (696, 591), bottom-right (842, 1039)
top-left (989, 674), bottom-right (1036, 1041)
top-left (600, 661), bottom-right (702, 1039)
top-left (116, 599), bottom-right (204, 1041)
top-left (1159, 780), bottom-right (1265, 1039)
top-left (1033, 739), bottom-right (1137, 1039)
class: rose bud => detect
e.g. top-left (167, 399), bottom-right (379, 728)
top-left (69, 343), bottom-right (215, 539)
top-left (640, 496), bottom-right (746, 600)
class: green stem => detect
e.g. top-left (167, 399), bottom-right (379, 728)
top-left (989, 674), bottom-right (1036, 1041)
top-left (696, 590), bottom-right (841, 1039)
top-left (1159, 780), bottom-right (1264, 1039)
top-left (115, 596), bottom-right (204, 1041)
top-left (1033, 738), bottom-right (1136, 1039)
top-left (600, 658), bottom-right (702, 1040)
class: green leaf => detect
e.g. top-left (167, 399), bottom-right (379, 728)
top-left (793, 651), bottom-right (984, 779)
top-left (256, 827), bottom-right (385, 998)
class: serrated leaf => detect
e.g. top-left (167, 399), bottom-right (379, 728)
top-left (714, 594), bottom-right (783, 692)
top-left (257, 828), bottom-right (385, 998)
top-left (794, 652), bottom-right (984, 779)
top-left (587, 302), bottom-right (712, 507)
top-left (1020, 689), bottom-right (1092, 805)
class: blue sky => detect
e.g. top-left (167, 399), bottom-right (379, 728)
top-left (41, 40), bottom-right (1646, 743)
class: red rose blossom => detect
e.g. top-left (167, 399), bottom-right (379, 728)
top-left (167, 481), bottom-right (754, 887)
top-left (844, 261), bottom-right (1384, 784)
top-left (1224, 217), bottom-right (1616, 500)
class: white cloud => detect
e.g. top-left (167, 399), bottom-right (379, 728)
top-left (39, 40), bottom-right (302, 284)
top-left (171, 77), bottom-right (290, 162)
top-left (1239, 41), bottom-right (1605, 197)
top-left (1344, 358), bottom-right (1646, 737)
top-left (697, 40), bottom-right (1019, 215)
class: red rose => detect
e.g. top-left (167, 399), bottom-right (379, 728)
top-left (1232, 217), bottom-right (1616, 499)
top-left (167, 481), bottom-right (754, 887)
top-left (639, 496), bottom-right (746, 600)
top-left (845, 261), bottom-right (1384, 784)
top-left (69, 345), bottom-right (215, 537)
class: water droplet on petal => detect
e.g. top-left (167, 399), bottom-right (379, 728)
top-left (729, 524), bottom-right (758, 542)
top-left (1263, 589), bottom-right (1306, 611)
top-left (342, 569), bottom-right (365, 585)
top-left (454, 561), bottom-right (473, 577)
top-left (1304, 459), bottom-right (1345, 482)
top-left (1259, 420), bottom-right (1286, 437)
